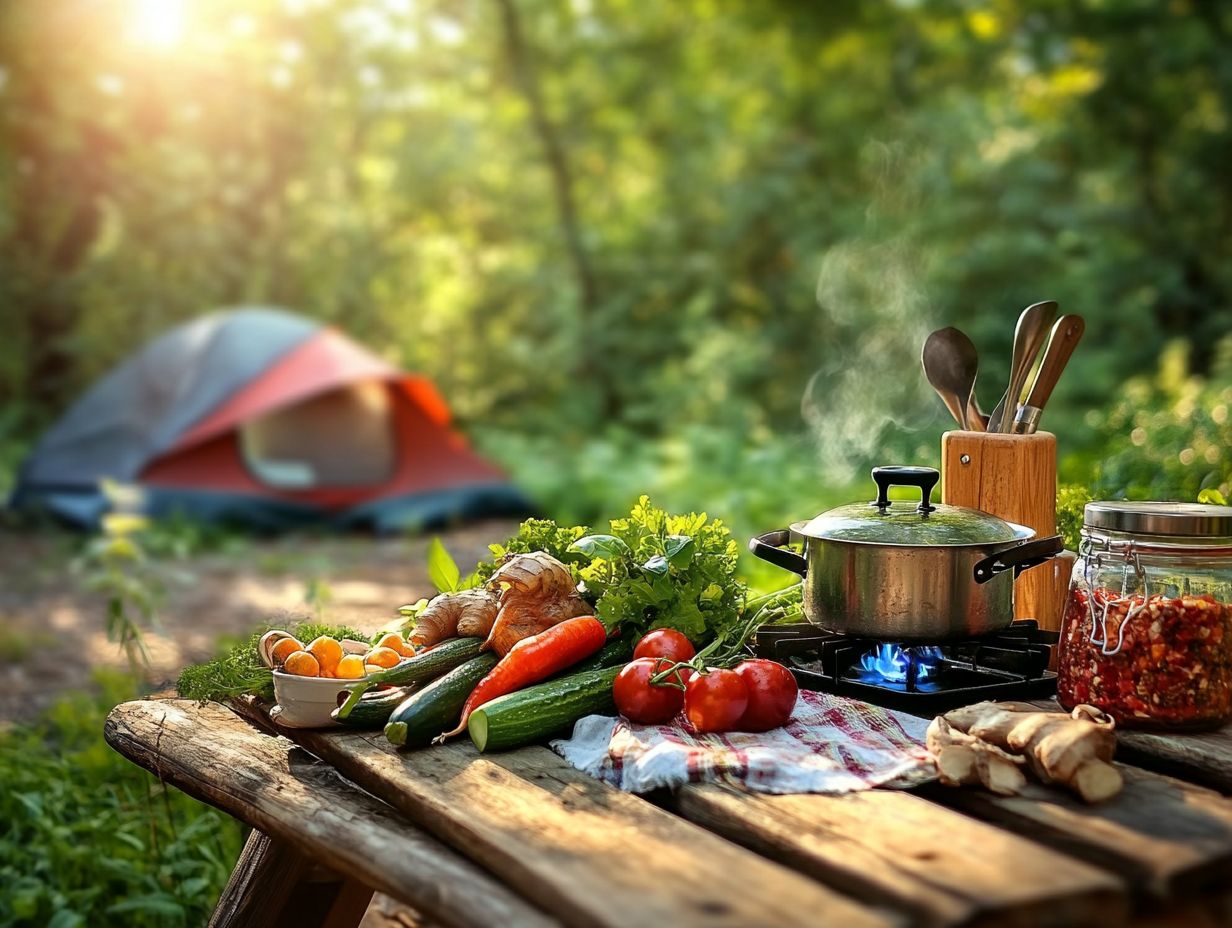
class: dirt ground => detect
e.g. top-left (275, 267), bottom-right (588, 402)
top-left (0, 520), bottom-right (518, 722)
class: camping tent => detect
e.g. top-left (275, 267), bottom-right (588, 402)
top-left (10, 307), bottom-right (533, 531)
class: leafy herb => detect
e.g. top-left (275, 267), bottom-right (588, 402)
top-left (176, 622), bottom-right (367, 702)
top-left (471, 498), bottom-right (759, 645)
top-left (476, 518), bottom-right (593, 581)
top-left (427, 537), bottom-right (462, 593)
top-left (561, 496), bottom-right (742, 643)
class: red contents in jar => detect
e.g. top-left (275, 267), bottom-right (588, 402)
top-left (1057, 590), bottom-right (1232, 728)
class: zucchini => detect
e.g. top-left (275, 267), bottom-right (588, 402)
top-left (331, 686), bottom-right (413, 729)
top-left (337, 637), bottom-right (483, 718)
top-left (468, 665), bottom-right (622, 753)
top-left (385, 652), bottom-right (499, 749)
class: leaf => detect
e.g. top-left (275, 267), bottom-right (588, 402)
top-left (569, 534), bottom-right (631, 560)
top-left (427, 538), bottom-right (461, 594)
top-left (1198, 488), bottom-right (1227, 506)
top-left (48, 910), bottom-right (85, 928)
top-left (664, 534), bottom-right (695, 566)
top-left (106, 892), bottom-right (186, 917)
top-left (113, 831), bottom-right (145, 853)
top-left (642, 554), bottom-right (669, 576)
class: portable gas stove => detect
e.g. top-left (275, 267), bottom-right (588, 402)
top-left (754, 620), bottom-right (1058, 716)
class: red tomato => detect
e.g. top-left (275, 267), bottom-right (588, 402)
top-left (734, 659), bottom-right (798, 732)
top-left (613, 658), bottom-right (685, 724)
top-left (634, 629), bottom-right (696, 664)
top-left (684, 669), bottom-right (749, 733)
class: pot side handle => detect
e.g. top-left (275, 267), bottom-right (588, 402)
top-left (748, 530), bottom-right (808, 577)
top-left (973, 534), bottom-right (1064, 585)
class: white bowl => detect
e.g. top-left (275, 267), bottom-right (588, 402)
top-left (271, 671), bottom-right (368, 728)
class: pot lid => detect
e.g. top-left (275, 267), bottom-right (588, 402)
top-left (798, 466), bottom-right (1031, 547)
top-left (1084, 501), bottom-right (1232, 538)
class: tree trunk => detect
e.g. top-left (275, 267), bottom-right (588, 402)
top-left (492, 0), bottom-right (618, 417)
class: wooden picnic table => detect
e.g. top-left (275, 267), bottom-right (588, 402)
top-left (104, 696), bottom-right (1232, 928)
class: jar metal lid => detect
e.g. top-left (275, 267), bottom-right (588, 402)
top-left (1084, 501), bottom-right (1232, 538)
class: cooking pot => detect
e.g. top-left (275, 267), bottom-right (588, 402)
top-left (749, 465), bottom-right (1063, 641)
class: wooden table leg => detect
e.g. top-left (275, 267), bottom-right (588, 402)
top-left (208, 830), bottom-right (374, 928)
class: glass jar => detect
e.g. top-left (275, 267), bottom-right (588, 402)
top-left (1057, 502), bottom-right (1232, 730)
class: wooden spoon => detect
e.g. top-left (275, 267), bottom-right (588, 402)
top-left (922, 327), bottom-right (981, 431)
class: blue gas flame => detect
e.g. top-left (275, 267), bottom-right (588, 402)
top-left (858, 644), bottom-right (945, 684)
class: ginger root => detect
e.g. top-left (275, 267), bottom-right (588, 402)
top-left (927, 716), bottom-right (1027, 796)
top-left (483, 551), bottom-right (590, 656)
top-left (929, 701), bottom-right (1123, 803)
top-left (410, 587), bottom-right (499, 649)
top-left (409, 551), bottom-right (590, 655)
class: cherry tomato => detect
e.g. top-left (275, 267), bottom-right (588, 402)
top-left (734, 659), bottom-right (798, 732)
top-left (684, 669), bottom-right (749, 733)
top-left (634, 628), bottom-right (696, 664)
top-left (613, 658), bottom-right (685, 724)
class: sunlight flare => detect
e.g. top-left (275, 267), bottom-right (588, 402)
top-left (129, 0), bottom-right (188, 48)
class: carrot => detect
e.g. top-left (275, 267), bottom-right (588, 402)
top-left (435, 616), bottom-right (606, 741)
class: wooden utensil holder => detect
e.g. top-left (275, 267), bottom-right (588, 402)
top-left (941, 431), bottom-right (1063, 630)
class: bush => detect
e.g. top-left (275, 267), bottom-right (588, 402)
top-left (1068, 339), bottom-right (1232, 501)
top-left (477, 424), bottom-right (863, 592)
top-left (0, 671), bottom-right (243, 927)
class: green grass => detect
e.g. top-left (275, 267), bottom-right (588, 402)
top-left (0, 670), bottom-right (245, 927)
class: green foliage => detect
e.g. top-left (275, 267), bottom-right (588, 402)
top-left (1070, 340), bottom-right (1232, 502)
top-left (2, 0), bottom-right (1228, 492)
top-left (0, 670), bottom-right (244, 927)
top-left (477, 426), bottom-right (861, 592)
top-left (477, 518), bottom-right (594, 581)
top-left (578, 497), bottom-right (743, 643)
top-left (75, 515), bottom-right (161, 670)
top-left (478, 497), bottom-right (745, 644)
top-left (1056, 485), bottom-right (1095, 553)
top-left (176, 622), bottom-right (368, 702)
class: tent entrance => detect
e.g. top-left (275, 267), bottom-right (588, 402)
top-left (240, 380), bottom-right (397, 489)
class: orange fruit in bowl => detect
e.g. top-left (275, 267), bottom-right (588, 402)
top-left (270, 636), bottom-right (304, 665)
top-left (335, 654), bottom-right (366, 679)
top-left (364, 646), bottom-right (401, 669)
top-left (376, 632), bottom-right (415, 657)
top-left (307, 636), bottom-right (343, 674)
top-left (283, 650), bottom-right (320, 677)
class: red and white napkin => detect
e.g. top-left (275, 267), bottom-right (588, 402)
top-left (551, 690), bottom-right (936, 794)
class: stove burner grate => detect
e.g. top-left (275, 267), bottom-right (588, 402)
top-left (753, 620), bottom-right (1058, 715)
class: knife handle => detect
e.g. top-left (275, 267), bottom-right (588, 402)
top-left (1024, 315), bottom-right (1085, 413)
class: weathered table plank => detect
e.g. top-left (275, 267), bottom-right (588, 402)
top-left (104, 700), bottom-right (558, 928)
top-left (1116, 727), bottom-right (1232, 796)
top-left (232, 701), bottom-right (898, 928)
top-left (920, 764), bottom-right (1232, 900)
top-left (674, 783), bottom-right (1126, 927)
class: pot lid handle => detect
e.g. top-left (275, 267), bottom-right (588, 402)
top-left (871, 466), bottom-right (939, 514)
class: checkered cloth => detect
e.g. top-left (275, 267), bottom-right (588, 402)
top-left (551, 690), bottom-right (937, 794)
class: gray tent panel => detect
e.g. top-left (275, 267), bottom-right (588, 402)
top-left (19, 308), bottom-right (316, 488)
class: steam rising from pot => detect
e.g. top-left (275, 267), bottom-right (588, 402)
top-left (803, 236), bottom-right (940, 478)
